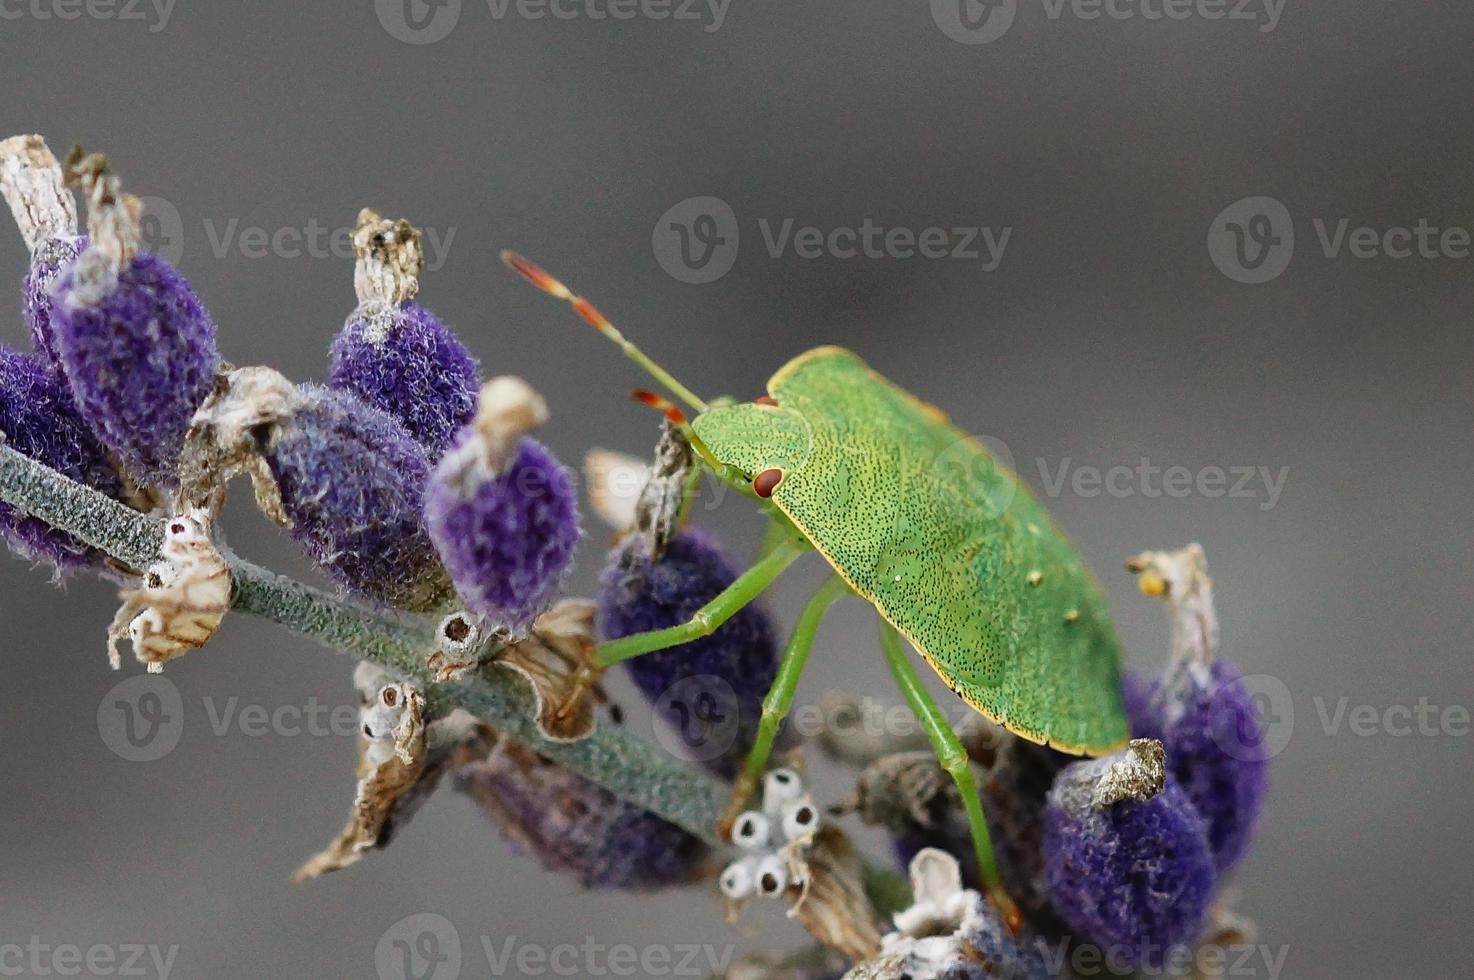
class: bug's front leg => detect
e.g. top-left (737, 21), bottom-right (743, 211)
top-left (877, 619), bottom-right (1023, 932)
top-left (720, 575), bottom-right (851, 836)
top-left (594, 537), bottom-right (806, 667)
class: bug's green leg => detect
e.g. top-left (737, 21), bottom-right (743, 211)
top-left (595, 537), bottom-right (806, 668)
top-left (719, 575), bottom-right (851, 834)
top-left (877, 619), bottom-right (1022, 931)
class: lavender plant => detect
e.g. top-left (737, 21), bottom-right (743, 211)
top-left (0, 136), bottom-right (1271, 978)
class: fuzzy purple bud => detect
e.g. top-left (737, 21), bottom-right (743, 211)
top-left (265, 384), bottom-right (450, 610)
top-left (598, 528), bottom-right (780, 780)
top-left (454, 736), bottom-right (708, 890)
top-left (425, 378), bottom-right (581, 632)
top-left (1043, 745), bottom-right (1216, 968)
top-left (330, 300), bottom-right (479, 461)
top-left (1126, 545), bottom-right (1268, 872)
top-left (50, 151), bottom-right (217, 489)
top-left (1147, 659), bottom-right (1269, 871)
top-left (0, 344), bottom-right (123, 572)
top-left (328, 209), bottom-right (478, 460)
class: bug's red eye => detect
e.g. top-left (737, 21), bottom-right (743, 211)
top-left (753, 395), bottom-right (778, 406)
top-left (753, 469), bottom-right (783, 498)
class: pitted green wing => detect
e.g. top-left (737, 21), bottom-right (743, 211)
top-left (766, 347), bottom-right (1128, 755)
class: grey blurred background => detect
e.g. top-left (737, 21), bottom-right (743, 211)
top-left (1, 2), bottom-right (1471, 977)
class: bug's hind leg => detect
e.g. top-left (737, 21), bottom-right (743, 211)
top-left (877, 618), bottom-right (1022, 932)
top-left (595, 537), bottom-right (805, 668)
top-left (719, 575), bottom-right (851, 835)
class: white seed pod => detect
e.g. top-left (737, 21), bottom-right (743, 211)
top-left (719, 856), bottom-right (758, 900)
top-left (780, 795), bottom-right (822, 842)
top-left (360, 683), bottom-right (422, 768)
top-left (762, 768), bottom-right (804, 814)
top-left (106, 513), bottom-right (230, 672)
top-left (754, 853), bottom-right (789, 898)
top-left (729, 810), bottom-right (772, 851)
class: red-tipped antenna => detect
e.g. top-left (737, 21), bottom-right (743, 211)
top-left (628, 388), bottom-right (733, 474)
top-left (502, 251), bottom-right (708, 414)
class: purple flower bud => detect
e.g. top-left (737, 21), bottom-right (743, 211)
top-left (0, 344), bottom-right (123, 573)
top-left (50, 150), bottom-right (217, 488)
top-left (1043, 742), bottom-right (1216, 968)
top-left (0, 135), bottom-right (85, 370)
top-left (454, 736), bottom-right (708, 890)
top-left (1149, 658), bottom-right (1269, 871)
top-left (1127, 545), bottom-right (1268, 871)
top-left (328, 211), bottom-right (478, 460)
top-left (425, 377), bottom-right (581, 632)
top-left (598, 527), bottom-right (780, 780)
top-left (265, 384), bottom-right (450, 610)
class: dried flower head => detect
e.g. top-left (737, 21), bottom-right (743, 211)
top-left (724, 768), bottom-right (883, 961)
top-left (328, 209), bottom-right (479, 460)
top-left (184, 366), bottom-right (451, 610)
top-left (106, 509), bottom-right (230, 672)
top-left (1042, 739), bottom-right (1216, 969)
top-left (1128, 544), bottom-right (1269, 871)
top-left (0, 344), bottom-right (124, 574)
top-left (453, 733), bottom-right (709, 890)
top-left (599, 527), bottom-right (779, 779)
top-left (295, 665), bottom-right (491, 881)
top-left (50, 148), bottom-right (218, 489)
top-left (844, 849), bottom-right (1054, 980)
top-left (425, 376), bottom-right (582, 631)
top-left (0, 134), bottom-right (87, 368)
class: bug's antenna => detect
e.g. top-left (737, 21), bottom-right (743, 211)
top-left (629, 389), bottom-right (736, 478)
top-left (502, 251), bottom-right (708, 414)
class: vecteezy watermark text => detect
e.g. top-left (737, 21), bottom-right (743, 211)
top-left (375, 913), bottom-right (735, 979)
top-left (1209, 195), bottom-right (1474, 283)
top-left (652, 196), bottom-right (1010, 283)
top-left (1036, 458), bottom-right (1290, 511)
top-left (0, 0), bottom-right (176, 32)
top-left (375, 0), bottom-right (730, 44)
top-left (931, 0), bottom-right (1285, 46)
top-left (135, 197), bottom-right (456, 270)
top-left (0, 938), bottom-right (178, 979)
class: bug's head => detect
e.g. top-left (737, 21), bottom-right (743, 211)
top-left (690, 400), bottom-right (811, 496)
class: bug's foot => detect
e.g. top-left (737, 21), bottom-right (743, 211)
top-left (989, 886), bottom-right (1024, 936)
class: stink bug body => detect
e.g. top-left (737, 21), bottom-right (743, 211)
top-left (504, 252), bottom-right (1129, 925)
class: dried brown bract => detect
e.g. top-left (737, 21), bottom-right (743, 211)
top-left (106, 509), bottom-right (230, 672)
top-left (294, 664), bottom-right (489, 881)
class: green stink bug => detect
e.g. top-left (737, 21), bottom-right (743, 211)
top-left (503, 252), bottom-right (1129, 923)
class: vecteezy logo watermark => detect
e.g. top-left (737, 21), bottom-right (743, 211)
top-left (653, 196), bottom-right (1011, 283)
top-left (377, 0), bottom-right (730, 43)
top-left (652, 196), bottom-right (740, 284)
top-left (377, 0), bottom-right (463, 44)
top-left (0, 938), bottom-right (180, 979)
top-left (98, 680), bottom-right (364, 762)
top-left (651, 674), bottom-right (743, 763)
top-left (374, 916), bottom-right (736, 979)
top-left (0, 0), bottom-right (177, 32)
top-left (933, 0), bottom-right (1284, 45)
top-left (1207, 195), bottom-right (1295, 284)
top-left (97, 674), bottom-right (185, 763)
top-left (930, 0), bottom-right (1018, 45)
top-left (376, 914), bottom-right (462, 980)
top-left (1210, 195), bottom-right (1474, 283)
top-left (135, 197), bottom-right (455, 270)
